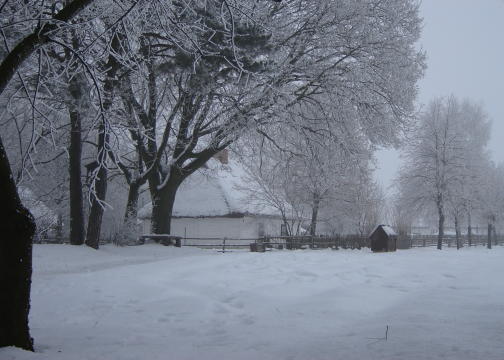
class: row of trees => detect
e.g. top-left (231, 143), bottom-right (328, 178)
top-left (0, 0), bottom-right (425, 350)
top-left (394, 96), bottom-right (503, 249)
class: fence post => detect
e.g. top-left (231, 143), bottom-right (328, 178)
top-left (222, 237), bottom-right (227, 253)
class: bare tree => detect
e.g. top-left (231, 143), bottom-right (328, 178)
top-left (477, 162), bottom-right (504, 249)
top-left (397, 97), bottom-right (491, 249)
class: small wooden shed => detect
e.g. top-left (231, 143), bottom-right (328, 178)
top-left (369, 225), bottom-right (397, 252)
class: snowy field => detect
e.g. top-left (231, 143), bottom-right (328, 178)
top-left (3, 244), bottom-right (504, 360)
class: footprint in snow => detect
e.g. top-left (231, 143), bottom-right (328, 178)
top-left (214, 304), bottom-right (230, 314)
top-left (295, 270), bottom-right (318, 277)
top-left (240, 316), bottom-right (255, 325)
top-left (443, 273), bottom-right (457, 279)
top-left (222, 296), bottom-right (245, 309)
top-left (157, 316), bottom-right (170, 323)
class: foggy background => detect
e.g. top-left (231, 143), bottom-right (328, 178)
top-left (375, 0), bottom-right (504, 192)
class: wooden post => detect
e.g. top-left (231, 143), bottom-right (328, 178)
top-left (222, 237), bottom-right (227, 253)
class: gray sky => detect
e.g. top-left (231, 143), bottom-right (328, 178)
top-left (375, 0), bottom-right (504, 193)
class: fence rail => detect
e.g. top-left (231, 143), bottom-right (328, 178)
top-left (400, 234), bottom-right (504, 248)
top-left (261, 235), bottom-right (369, 250)
top-left (34, 233), bottom-right (504, 251)
top-left (180, 235), bottom-right (370, 252)
top-left (149, 235), bottom-right (372, 252)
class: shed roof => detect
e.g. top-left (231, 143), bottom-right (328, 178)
top-left (370, 224), bottom-right (397, 237)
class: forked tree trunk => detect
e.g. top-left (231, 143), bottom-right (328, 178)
top-left (0, 138), bottom-right (35, 351)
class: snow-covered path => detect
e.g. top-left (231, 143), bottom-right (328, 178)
top-left (3, 245), bottom-right (504, 360)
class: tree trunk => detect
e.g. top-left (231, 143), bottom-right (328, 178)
top-left (454, 214), bottom-right (461, 250)
top-left (85, 161), bottom-right (107, 249)
top-left (68, 97), bottom-right (85, 245)
top-left (55, 212), bottom-right (63, 243)
top-left (151, 179), bottom-right (181, 235)
top-left (280, 213), bottom-right (291, 237)
top-left (309, 192), bottom-right (321, 236)
top-left (124, 180), bottom-right (140, 224)
top-left (84, 32), bottom-right (122, 249)
top-left (487, 222), bottom-right (492, 249)
top-left (436, 198), bottom-right (444, 250)
top-left (467, 211), bottom-right (472, 247)
top-left (0, 137), bottom-right (35, 351)
top-left (85, 106), bottom-right (108, 249)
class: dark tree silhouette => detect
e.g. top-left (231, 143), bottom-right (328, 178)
top-left (0, 0), bottom-right (96, 350)
top-left (0, 138), bottom-right (36, 350)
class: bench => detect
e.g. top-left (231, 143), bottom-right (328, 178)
top-left (138, 234), bottom-right (182, 247)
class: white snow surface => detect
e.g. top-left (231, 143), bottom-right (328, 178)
top-left (138, 160), bottom-right (279, 218)
top-left (3, 244), bottom-right (504, 360)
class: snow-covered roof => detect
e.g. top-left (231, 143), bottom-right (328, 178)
top-left (370, 224), bottom-right (397, 237)
top-left (381, 225), bottom-right (397, 236)
top-left (139, 159), bottom-right (280, 219)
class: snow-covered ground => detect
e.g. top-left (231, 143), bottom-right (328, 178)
top-left (3, 244), bottom-right (504, 360)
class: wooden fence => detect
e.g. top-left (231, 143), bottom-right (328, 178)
top-left (180, 234), bottom-right (502, 251)
top-left (178, 235), bottom-right (370, 251)
top-left (122, 235), bottom-right (371, 252)
top-left (34, 233), bottom-right (503, 251)
top-left (399, 234), bottom-right (504, 249)
top-left (261, 235), bottom-right (369, 250)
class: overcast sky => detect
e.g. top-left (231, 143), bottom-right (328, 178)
top-left (375, 0), bottom-right (504, 193)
